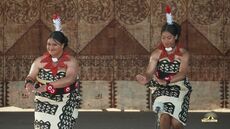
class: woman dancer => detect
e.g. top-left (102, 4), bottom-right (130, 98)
top-left (25, 14), bottom-right (81, 129)
top-left (136, 5), bottom-right (192, 129)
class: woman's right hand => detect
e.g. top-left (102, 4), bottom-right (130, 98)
top-left (25, 83), bottom-right (36, 95)
top-left (136, 74), bottom-right (148, 85)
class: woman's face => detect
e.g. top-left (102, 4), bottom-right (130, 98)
top-left (47, 38), bottom-right (64, 57)
top-left (161, 31), bottom-right (176, 48)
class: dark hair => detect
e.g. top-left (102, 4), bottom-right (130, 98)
top-left (161, 22), bottom-right (181, 42)
top-left (49, 31), bottom-right (68, 48)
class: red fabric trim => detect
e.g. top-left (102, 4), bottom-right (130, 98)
top-left (158, 43), bottom-right (183, 62)
top-left (41, 52), bottom-right (70, 76)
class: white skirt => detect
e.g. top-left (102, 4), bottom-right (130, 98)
top-left (34, 89), bottom-right (81, 129)
top-left (151, 80), bottom-right (192, 125)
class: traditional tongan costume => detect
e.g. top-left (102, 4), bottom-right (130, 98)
top-left (34, 52), bottom-right (81, 129)
top-left (147, 44), bottom-right (192, 125)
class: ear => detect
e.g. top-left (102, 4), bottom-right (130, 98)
top-left (175, 35), bottom-right (178, 40)
top-left (61, 44), bottom-right (65, 49)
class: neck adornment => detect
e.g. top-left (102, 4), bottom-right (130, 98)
top-left (165, 47), bottom-right (173, 52)
top-left (51, 57), bottom-right (59, 63)
top-left (41, 52), bottom-right (70, 76)
top-left (159, 43), bottom-right (182, 62)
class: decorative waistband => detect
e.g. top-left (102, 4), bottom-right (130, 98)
top-left (35, 81), bottom-right (79, 95)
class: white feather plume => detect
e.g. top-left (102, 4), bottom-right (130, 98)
top-left (166, 13), bottom-right (173, 25)
top-left (52, 14), bottom-right (62, 31)
top-left (165, 5), bottom-right (173, 25)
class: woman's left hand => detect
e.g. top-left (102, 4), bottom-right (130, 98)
top-left (154, 77), bottom-right (167, 86)
top-left (35, 84), bottom-right (47, 93)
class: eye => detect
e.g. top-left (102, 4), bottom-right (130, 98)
top-left (53, 44), bottom-right (58, 46)
top-left (167, 36), bottom-right (173, 40)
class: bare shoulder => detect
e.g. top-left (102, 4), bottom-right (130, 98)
top-left (179, 48), bottom-right (190, 59)
top-left (67, 55), bottom-right (78, 65)
top-left (150, 48), bottom-right (161, 61)
top-left (29, 55), bottom-right (44, 69)
top-left (66, 55), bottom-right (79, 73)
top-left (33, 56), bottom-right (43, 64)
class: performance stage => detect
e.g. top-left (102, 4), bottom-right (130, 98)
top-left (0, 109), bottom-right (228, 129)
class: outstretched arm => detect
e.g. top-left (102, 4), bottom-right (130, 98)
top-left (136, 49), bottom-right (160, 85)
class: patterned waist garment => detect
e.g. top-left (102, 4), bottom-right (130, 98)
top-left (34, 68), bottom-right (81, 129)
top-left (147, 58), bottom-right (192, 126)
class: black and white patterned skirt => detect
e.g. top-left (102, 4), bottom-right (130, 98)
top-left (34, 89), bottom-right (81, 129)
top-left (149, 79), bottom-right (192, 125)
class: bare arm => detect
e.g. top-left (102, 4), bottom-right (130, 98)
top-left (144, 49), bottom-right (161, 81)
top-left (26, 57), bottom-right (41, 80)
top-left (170, 48), bottom-right (190, 83)
top-left (136, 49), bottom-right (161, 84)
top-left (25, 57), bottom-right (42, 93)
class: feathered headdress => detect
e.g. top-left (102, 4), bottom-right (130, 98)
top-left (52, 13), bottom-right (62, 31)
top-left (165, 5), bottom-right (173, 25)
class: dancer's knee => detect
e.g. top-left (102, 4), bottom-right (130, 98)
top-left (160, 113), bottom-right (171, 122)
top-left (171, 118), bottom-right (183, 129)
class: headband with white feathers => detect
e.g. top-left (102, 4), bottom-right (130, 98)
top-left (164, 5), bottom-right (175, 52)
top-left (52, 13), bottom-right (62, 31)
top-left (165, 5), bottom-right (173, 25)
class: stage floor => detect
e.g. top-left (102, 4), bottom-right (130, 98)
top-left (0, 111), bottom-right (228, 129)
